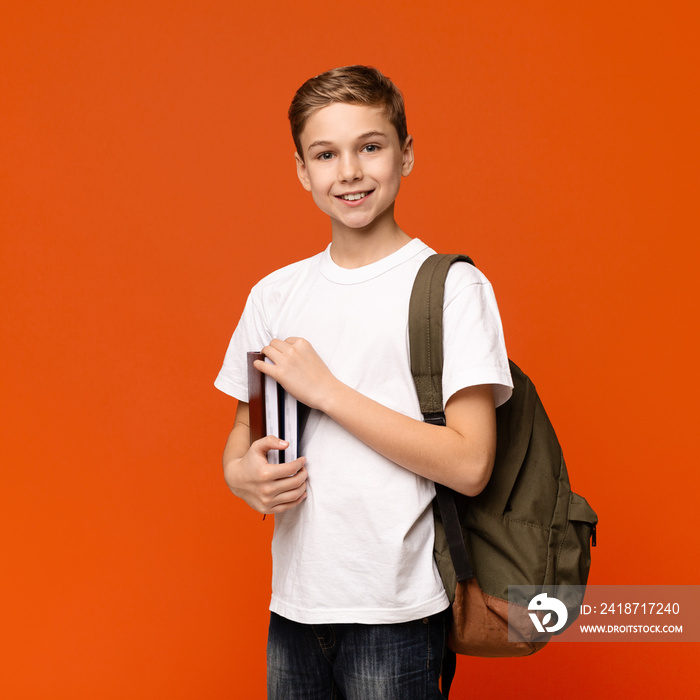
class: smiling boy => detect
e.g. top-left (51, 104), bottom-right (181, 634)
top-left (295, 100), bottom-right (410, 247)
top-left (215, 66), bottom-right (513, 698)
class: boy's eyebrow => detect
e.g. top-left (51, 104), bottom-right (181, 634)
top-left (307, 140), bottom-right (333, 150)
top-left (356, 130), bottom-right (388, 140)
top-left (306, 131), bottom-right (390, 152)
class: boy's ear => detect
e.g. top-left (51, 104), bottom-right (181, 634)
top-left (295, 152), bottom-right (312, 192)
top-left (401, 135), bottom-right (415, 177)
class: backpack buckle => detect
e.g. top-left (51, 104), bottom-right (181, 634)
top-left (423, 412), bottom-right (446, 427)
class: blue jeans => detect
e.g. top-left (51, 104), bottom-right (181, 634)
top-left (267, 609), bottom-right (450, 699)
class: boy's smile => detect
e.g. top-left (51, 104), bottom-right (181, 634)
top-left (295, 102), bottom-right (414, 239)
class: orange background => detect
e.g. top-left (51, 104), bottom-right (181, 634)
top-left (2, 1), bottom-right (698, 698)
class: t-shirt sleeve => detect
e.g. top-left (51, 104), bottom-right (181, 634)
top-left (214, 287), bottom-right (270, 402)
top-left (441, 262), bottom-right (513, 408)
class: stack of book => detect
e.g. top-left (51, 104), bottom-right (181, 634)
top-left (247, 352), bottom-right (309, 463)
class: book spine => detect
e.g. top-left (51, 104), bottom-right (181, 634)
top-left (246, 352), bottom-right (265, 445)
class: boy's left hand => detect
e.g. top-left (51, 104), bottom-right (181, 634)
top-left (256, 337), bottom-right (337, 411)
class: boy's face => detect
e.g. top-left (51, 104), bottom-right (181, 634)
top-left (295, 102), bottom-right (414, 234)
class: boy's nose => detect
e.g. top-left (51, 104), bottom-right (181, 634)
top-left (338, 154), bottom-right (362, 182)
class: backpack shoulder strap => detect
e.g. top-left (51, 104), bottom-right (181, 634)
top-left (409, 253), bottom-right (476, 584)
top-left (408, 253), bottom-right (474, 419)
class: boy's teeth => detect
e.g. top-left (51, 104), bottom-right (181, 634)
top-left (341, 192), bottom-right (368, 201)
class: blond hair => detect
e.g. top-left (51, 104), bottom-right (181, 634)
top-left (288, 65), bottom-right (408, 160)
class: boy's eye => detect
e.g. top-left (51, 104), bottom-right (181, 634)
top-left (317, 152), bottom-right (334, 161)
top-left (363, 144), bottom-right (379, 153)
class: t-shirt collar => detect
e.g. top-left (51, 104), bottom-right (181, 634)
top-left (319, 238), bottom-right (429, 285)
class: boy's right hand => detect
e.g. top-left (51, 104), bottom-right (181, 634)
top-left (223, 435), bottom-right (308, 515)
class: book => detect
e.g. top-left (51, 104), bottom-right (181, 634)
top-left (247, 351), bottom-right (309, 463)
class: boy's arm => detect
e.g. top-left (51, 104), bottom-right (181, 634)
top-left (257, 338), bottom-right (497, 497)
top-left (222, 401), bottom-right (309, 514)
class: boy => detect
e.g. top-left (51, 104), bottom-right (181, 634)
top-left (215, 66), bottom-right (513, 699)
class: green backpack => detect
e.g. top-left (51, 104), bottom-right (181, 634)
top-left (408, 254), bottom-right (598, 693)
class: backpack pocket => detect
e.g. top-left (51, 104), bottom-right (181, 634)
top-left (556, 492), bottom-right (598, 588)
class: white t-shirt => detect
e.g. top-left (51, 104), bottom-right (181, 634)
top-left (215, 238), bottom-right (512, 624)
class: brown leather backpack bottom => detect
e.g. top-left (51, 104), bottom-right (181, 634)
top-left (449, 578), bottom-right (550, 657)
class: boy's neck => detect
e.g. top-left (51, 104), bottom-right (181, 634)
top-left (329, 214), bottom-right (412, 270)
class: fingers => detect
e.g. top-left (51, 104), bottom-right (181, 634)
top-left (264, 490), bottom-right (307, 515)
top-left (259, 463), bottom-right (309, 513)
top-left (257, 337), bottom-right (309, 362)
top-left (252, 442), bottom-right (307, 478)
top-left (269, 337), bottom-right (306, 349)
top-left (271, 467), bottom-right (308, 497)
top-left (253, 349), bottom-right (280, 379)
top-left (249, 444), bottom-right (307, 489)
top-left (252, 434), bottom-right (289, 455)
top-left (261, 338), bottom-right (289, 360)
top-left (277, 455), bottom-right (307, 478)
